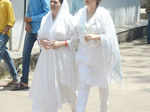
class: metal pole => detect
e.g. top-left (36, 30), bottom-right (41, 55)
top-left (17, 0), bottom-right (26, 51)
top-left (9, 0), bottom-right (13, 50)
top-left (9, 30), bottom-right (12, 50)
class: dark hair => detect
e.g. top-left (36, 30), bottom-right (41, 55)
top-left (59, 0), bottom-right (63, 4)
top-left (96, 0), bottom-right (101, 7)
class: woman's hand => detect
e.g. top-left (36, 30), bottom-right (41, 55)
top-left (39, 40), bottom-right (67, 50)
top-left (52, 41), bottom-right (67, 49)
top-left (39, 40), bottom-right (55, 50)
top-left (85, 34), bottom-right (100, 42)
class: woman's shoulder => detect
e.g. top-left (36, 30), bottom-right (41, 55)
top-left (41, 12), bottom-right (51, 24)
top-left (74, 6), bottom-right (86, 17)
top-left (95, 6), bottom-right (112, 21)
top-left (78, 7), bottom-right (86, 13)
top-left (43, 11), bottom-right (51, 20)
top-left (97, 6), bottom-right (110, 15)
top-left (40, 12), bottom-right (51, 28)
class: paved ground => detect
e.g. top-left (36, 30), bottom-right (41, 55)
top-left (0, 37), bottom-right (150, 112)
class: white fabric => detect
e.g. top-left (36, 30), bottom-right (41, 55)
top-left (76, 84), bottom-right (109, 112)
top-left (73, 6), bottom-right (122, 88)
top-left (30, 0), bottom-right (77, 112)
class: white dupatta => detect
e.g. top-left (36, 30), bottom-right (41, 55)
top-left (74, 6), bottom-right (122, 86)
top-left (37, 0), bottom-right (77, 89)
top-left (31, 0), bottom-right (77, 111)
top-left (38, 0), bottom-right (71, 41)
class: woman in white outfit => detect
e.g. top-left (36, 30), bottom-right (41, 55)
top-left (73, 0), bottom-right (122, 112)
top-left (30, 0), bottom-right (77, 112)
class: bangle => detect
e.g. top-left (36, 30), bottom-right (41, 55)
top-left (65, 40), bottom-right (68, 47)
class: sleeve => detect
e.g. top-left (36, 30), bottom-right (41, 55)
top-left (67, 15), bottom-right (80, 52)
top-left (98, 9), bottom-right (117, 49)
top-left (7, 2), bottom-right (15, 27)
top-left (31, 0), bottom-right (50, 22)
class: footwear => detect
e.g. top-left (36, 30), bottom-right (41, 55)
top-left (11, 82), bottom-right (29, 91)
top-left (4, 80), bottom-right (18, 87)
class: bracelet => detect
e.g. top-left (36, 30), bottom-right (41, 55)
top-left (65, 40), bottom-right (68, 47)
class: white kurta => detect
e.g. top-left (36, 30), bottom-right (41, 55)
top-left (30, 12), bottom-right (77, 112)
top-left (74, 6), bottom-right (122, 88)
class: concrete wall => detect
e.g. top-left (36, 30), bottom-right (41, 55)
top-left (101, 0), bottom-right (141, 26)
top-left (11, 0), bottom-right (26, 50)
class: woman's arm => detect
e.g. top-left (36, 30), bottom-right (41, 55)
top-left (39, 39), bottom-right (69, 50)
top-left (52, 40), bottom-right (69, 49)
top-left (84, 34), bottom-right (101, 42)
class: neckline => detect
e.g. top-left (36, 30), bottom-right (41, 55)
top-left (85, 7), bottom-right (97, 23)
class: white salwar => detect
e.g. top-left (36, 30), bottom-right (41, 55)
top-left (73, 6), bottom-right (122, 112)
top-left (30, 1), bottom-right (77, 112)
